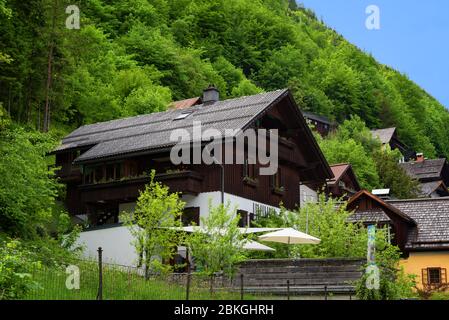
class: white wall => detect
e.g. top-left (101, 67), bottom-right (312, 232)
top-left (181, 191), bottom-right (280, 223)
top-left (299, 184), bottom-right (318, 206)
top-left (77, 192), bottom-right (280, 265)
top-left (77, 225), bottom-right (138, 266)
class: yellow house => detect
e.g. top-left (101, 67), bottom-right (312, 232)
top-left (347, 190), bottom-right (449, 290)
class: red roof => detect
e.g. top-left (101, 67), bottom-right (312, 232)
top-left (170, 97), bottom-right (201, 110)
top-left (328, 163), bottom-right (351, 185)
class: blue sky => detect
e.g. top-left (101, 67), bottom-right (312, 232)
top-left (298, 0), bottom-right (449, 108)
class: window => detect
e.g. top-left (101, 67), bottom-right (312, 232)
top-left (174, 112), bottom-right (192, 120)
top-left (106, 164), bottom-right (115, 181)
top-left (105, 163), bottom-right (123, 181)
top-left (84, 167), bottom-right (94, 184)
top-left (238, 210), bottom-right (255, 227)
top-left (429, 268), bottom-right (442, 285)
top-left (94, 166), bottom-right (104, 183)
top-left (422, 267), bottom-right (447, 288)
top-left (181, 207), bottom-right (200, 226)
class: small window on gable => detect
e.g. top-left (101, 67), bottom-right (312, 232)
top-left (174, 112), bottom-right (192, 120)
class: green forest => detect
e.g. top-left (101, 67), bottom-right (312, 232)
top-left (1, 0), bottom-right (449, 158)
top-left (1, 0), bottom-right (449, 300)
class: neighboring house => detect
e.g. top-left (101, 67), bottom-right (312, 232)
top-left (370, 127), bottom-right (415, 161)
top-left (326, 163), bottom-right (361, 200)
top-left (53, 88), bottom-right (332, 264)
top-left (347, 190), bottom-right (449, 290)
top-left (399, 157), bottom-right (449, 198)
top-left (169, 96), bottom-right (202, 110)
top-left (302, 111), bottom-right (336, 137)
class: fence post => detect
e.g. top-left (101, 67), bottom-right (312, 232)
top-left (186, 272), bottom-right (191, 300)
top-left (240, 274), bottom-right (244, 300)
top-left (324, 285), bottom-right (328, 301)
top-left (287, 280), bottom-right (290, 300)
top-left (97, 247), bottom-right (103, 300)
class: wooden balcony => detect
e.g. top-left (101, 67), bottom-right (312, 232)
top-left (55, 164), bottom-right (82, 183)
top-left (78, 170), bottom-right (204, 203)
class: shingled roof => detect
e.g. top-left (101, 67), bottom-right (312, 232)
top-left (387, 198), bottom-right (449, 250)
top-left (55, 89), bottom-right (289, 162)
top-left (399, 158), bottom-right (449, 182)
top-left (348, 191), bottom-right (449, 251)
top-left (54, 89), bottom-right (332, 182)
top-left (370, 127), bottom-right (396, 144)
top-left (302, 111), bottom-right (333, 125)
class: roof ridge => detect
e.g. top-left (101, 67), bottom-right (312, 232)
top-left (64, 89), bottom-right (286, 140)
top-left (387, 196), bottom-right (449, 203)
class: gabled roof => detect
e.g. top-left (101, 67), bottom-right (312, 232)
top-left (399, 158), bottom-right (449, 183)
top-left (169, 97), bottom-right (201, 110)
top-left (347, 190), bottom-right (416, 225)
top-left (302, 111), bottom-right (333, 125)
top-left (370, 127), bottom-right (396, 144)
top-left (419, 181), bottom-right (449, 197)
top-left (327, 163), bottom-right (360, 190)
top-left (347, 208), bottom-right (391, 224)
top-left (387, 198), bottom-right (449, 250)
top-left (53, 89), bottom-right (333, 181)
top-left (55, 89), bottom-right (289, 162)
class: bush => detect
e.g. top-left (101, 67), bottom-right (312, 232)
top-left (355, 245), bottom-right (417, 300)
top-left (0, 239), bottom-right (41, 299)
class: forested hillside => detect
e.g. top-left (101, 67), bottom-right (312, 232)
top-left (1, 0), bottom-right (449, 158)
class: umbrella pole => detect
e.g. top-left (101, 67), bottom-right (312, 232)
top-left (288, 237), bottom-right (290, 259)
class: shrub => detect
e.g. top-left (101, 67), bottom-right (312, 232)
top-left (0, 239), bottom-right (41, 299)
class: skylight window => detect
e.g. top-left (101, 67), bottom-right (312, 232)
top-left (174, 112), bottom-right (192, 120)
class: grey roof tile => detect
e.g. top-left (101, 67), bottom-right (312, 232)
top-left (370, 128), bottom-right (396, 144)
top-left (387, 198), bottom-right (449, 250)
top-left (55, 89), bottom-right (289, 162)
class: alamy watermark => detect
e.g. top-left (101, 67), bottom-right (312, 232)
top-left (169, 121), bottom-right (279, 175)
top-left (65, 264), bottom-right (80, 290)
top-left (65, 5), bottom-right (80, 29)
top-left (366, 5), bottom-right (380, 30)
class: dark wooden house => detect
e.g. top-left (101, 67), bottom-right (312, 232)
top-left (326, 163), bottom-right (361, 199)
top-left (53, 88), bottom-right (332, 228)
top-left (302, 111), bottom-right (336, 137)
top-left (399, 158), bottom-right (449, 198)
top-left (371, 127), bottom-right (415, 161)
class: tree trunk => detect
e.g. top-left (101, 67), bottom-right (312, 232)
top-left (43, 0), bottom-right (57, 132)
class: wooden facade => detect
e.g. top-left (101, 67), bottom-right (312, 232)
top-left (54, 89), bottom-right (332, 227)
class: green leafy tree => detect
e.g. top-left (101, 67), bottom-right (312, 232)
top-left (356, 245), bottom-right (417, 300)
top-left (120, 170), bottom-right (185, 277)
top-left (187, 201), bottom-right (247, 278)
top-left (373, 149), bottom-right (420, 199)
top-left (318, 133), bottom-right (381, 191)
top-left (0, 108), bottom-right (60, 238)
top-left (0, 239), bottom-right (41, 300)
top-left (255, 193), bottom-right (368, 259)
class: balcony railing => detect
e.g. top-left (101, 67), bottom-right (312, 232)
top-left (79, 170), bottom-right (204, 203)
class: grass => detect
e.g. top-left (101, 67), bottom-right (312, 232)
top-left (24, 261), bottom-right (248, 300)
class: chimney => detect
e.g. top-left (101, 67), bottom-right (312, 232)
top-left (202, 85), bottom-right (219, 104)
top-left (416, 152), bottom-right (425, 163)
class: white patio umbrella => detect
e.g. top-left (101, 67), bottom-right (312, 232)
top-left (258, 228), bottom-right (320, 257)
top-left (243, 240), bottom-right (276, 251)
top-left (170, 226), bottom-right (283, 235)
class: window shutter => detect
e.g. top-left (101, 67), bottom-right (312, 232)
top-left (442, 268), bottom-right (447, 284)
top-left (422, 268), bottom-right (429, 286)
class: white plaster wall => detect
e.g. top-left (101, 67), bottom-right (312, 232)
top-left (181, 191), bottom-right (280, 223)
top-left (299, 184), bottom-right (318, 206)
top-left (77, 192), bottom-right (280, 265)
top-left (77, 225), bottom-right (138, 266)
